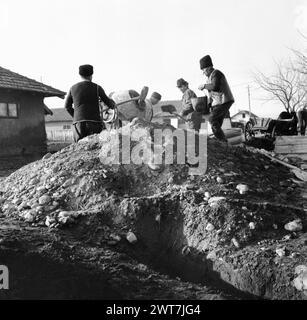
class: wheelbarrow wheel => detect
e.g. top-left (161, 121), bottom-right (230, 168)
top-left (244, 121), bottom-right (254, 141)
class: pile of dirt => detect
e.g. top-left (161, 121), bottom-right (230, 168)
top-left (0, 119), bottom-right (307, 299)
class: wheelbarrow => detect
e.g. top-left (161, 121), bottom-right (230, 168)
top-left (102, 86), bottom-right (149, 125)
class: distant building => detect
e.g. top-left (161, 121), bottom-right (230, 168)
top-left (0, 66), bottom-right (65, 156)
top-left (231, 110), bottom-right (259, 123)
top-left (45, 108), bottom-right (73, 141)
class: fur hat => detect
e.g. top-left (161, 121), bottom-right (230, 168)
top-left (199, 55), bottom-right (213, 69)
top-left (79, 64), bottom-right (94, 77)
top-left (151, 92), bottom-right (162, 101)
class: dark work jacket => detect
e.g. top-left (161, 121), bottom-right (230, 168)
top-left (64, 81), bottom-right (114, 123)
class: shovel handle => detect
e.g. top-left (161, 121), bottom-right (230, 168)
top-left (172, 112), bottom-right (189, 123)
top-left (116, 96), bottom-right (141, 107)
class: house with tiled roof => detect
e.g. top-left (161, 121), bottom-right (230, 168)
top-left (0, 66), bottom-right (65, 156)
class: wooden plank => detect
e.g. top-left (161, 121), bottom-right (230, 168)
top-left (276, 153), bottom-right (307, 161)
top-left (275, 145), bottom-right (307, 154)
top-left (275, 141), bottom-right (307, 147)
top-left (275, 136), bottom-right (307, 146)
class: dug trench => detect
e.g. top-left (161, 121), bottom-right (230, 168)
top-left (1, 119), bottom-right (307, 299)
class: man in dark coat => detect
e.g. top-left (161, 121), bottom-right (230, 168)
top-left (64, 64), bottom-right (115, 142)
top-left (198, 55), bottom-right (234, 142)
top-left (297, 105), bottom-right (307, 135)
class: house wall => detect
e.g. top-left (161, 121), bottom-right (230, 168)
top-left (45, 121), bottom-right (73, 142)
top-left (0, 89), bottom-right (47, 156)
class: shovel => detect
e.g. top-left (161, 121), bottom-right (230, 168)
top-left (161, 104), bottom-right (189, 122)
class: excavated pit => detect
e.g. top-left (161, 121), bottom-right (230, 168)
top-left (1, 119), bottom-right (307, 299)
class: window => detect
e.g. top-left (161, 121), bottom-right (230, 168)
top-left (0, 102), bottom-right (18, 118)
top-left (63, 124), bottom-right (71, 130)
top-left (242, 113), bottom-right (246, 119)
top-left (0, 103), bottom-right (7, 117)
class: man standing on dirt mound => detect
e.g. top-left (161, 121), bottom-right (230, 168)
top-left (198, 55), bottom-right (234, 142)
top-left (64, 64), bottom-right (115, 142)
top-left (177, 78), bottom-right (202, 132)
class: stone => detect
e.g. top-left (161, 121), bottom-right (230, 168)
top-left (231, 238), bottom-right (240, 248)
top-left (284, 220), bottom-right (303, 232)
top-left (208, 197), bottom-right (226, 204)
top-left (126, 231), bottom-right (137, 244)
top-left (295, 265), bottom-right (307, 275)
top-left (236, 184), bottom-right (249, 194)
top-left (216, 177), bottom-right (224, 184)
top-left (38, 195), bottom-right (52, 205)
top-left (109, 234), bottom-right (122, 242)
top-left (182, 246), bottom-right (191, 255)
top-left (23, 210), bottom-right (36, 223)
top-left (43, 153), bottom-right (52, 160)
top-left (206, 223), bottom-right (215, 232)
top-left (18, 201), bottom-right (31, 210)
top-left (12, 198), bottom-right (22, 205)
top-left (204, 192), bottom-right (211, 199)
top-left (276, 247), bottom-right (286, 257)
top-left (206, 251), bottom-right (217, 260)
top-left (45, 216), bottom-right (56, 227)
top-left (293, 267), bottom-right (307, 291)
top-left (249, 222), bottom-right (256, 230)
top-left (37, 186), bottom-right (48, 194)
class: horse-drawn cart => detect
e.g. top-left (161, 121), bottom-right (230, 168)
top-left (244, 111), bottom-right (298, 142)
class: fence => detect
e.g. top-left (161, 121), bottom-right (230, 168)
top-left (46, 130), bottom-right (73, 142)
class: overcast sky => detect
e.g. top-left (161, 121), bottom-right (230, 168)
top-left (1, 0), bottom-right (307, 117)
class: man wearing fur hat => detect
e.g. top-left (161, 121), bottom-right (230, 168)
top-left (64, 64), bottom-right (115, 142)
top-left (198, 55), bottom-right (234, 142)
top-left (177, 78), bottom-right (202, 131)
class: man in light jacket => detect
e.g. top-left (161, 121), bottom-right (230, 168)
top-left (198, 55), bottom-right (234, 142)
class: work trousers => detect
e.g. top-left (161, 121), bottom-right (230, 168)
top-left (73, 121), bottom-right (105, 142)
top-left (187, 111), bottom-right (203, 131)
top-left (208, 101), bottom-right (233, 141)
top-left (297, 109), bottom-right (307, 135)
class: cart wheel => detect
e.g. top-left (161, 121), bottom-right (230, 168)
top-left (244, 121), bottom-right (254, 141)
top-left (271, 125), bottom-right (277, 139)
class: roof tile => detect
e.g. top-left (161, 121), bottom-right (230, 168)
top-left (0, 66), bottom-right (66, 98)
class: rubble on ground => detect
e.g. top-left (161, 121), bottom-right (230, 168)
top-left (0, 119), bottom-right (307, 299)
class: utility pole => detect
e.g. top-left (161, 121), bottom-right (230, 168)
top-left (247, 85), bottom-right (251, 117)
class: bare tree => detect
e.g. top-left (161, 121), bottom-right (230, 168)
top-left (290, 31), bottom-right (307, 75)
top-left (292, 48), bottom-right (307, 75)
top-left (254, 60), bottom-right (307, 113)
